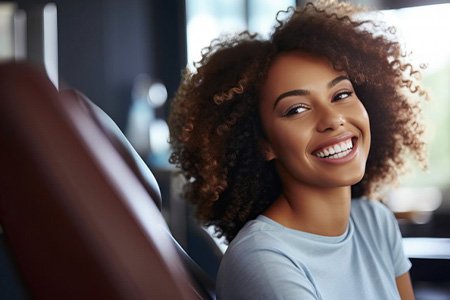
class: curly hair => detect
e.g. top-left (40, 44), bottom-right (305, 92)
top-left (168, 0), bottom-right (427, 243)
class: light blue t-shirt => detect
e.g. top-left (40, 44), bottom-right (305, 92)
top-left (217, 199), bottom-right (411, 300)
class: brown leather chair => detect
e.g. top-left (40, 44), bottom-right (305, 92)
top-left (0, 62), bottom-right (215, 299)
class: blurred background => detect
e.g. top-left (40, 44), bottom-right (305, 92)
top-left (1, 0), bottom-right (450, 298)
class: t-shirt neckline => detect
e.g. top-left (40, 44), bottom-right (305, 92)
top-left (256, 214), bottom-right (353, 244)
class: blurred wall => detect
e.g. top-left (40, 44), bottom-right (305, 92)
top-left (8, 0), bottom-right (186, 129)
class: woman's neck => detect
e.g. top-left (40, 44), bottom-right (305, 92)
top-left (264, 185), bottom-right (352, 236)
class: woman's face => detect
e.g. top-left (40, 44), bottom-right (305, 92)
top-left (259, 52), bottom-right (371, 190)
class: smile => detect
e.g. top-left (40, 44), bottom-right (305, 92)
top-left (313, 138), bottom-right (353, 159)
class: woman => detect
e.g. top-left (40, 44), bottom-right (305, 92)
top-left (169, 1), bottom-right (426, 299)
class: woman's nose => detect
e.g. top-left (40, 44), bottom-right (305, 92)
top-left (316, 106), bottom-right (345, 132)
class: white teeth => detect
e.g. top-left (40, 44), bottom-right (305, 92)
top-left (325, 149), bottom-right (351, 159)
top-left (314, 138), bottom-right (354, 159)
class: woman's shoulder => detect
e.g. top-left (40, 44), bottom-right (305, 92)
top-left (352, 198), bottom-right (393, 217)
top-left (226, 216), bottom-right (285, 253)
top-left (217, 217), bottom-right (316, 299)
top-left (220, 216), bottom-right (300, 272)
top-left (351, 198), bottom-right (397, 232)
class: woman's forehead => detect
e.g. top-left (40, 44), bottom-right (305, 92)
top-left (263, 52), bottom-right (346, 91)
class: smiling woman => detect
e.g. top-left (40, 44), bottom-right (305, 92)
top-left (257, 53), bottom-right (372, 247)
top-left (168, 0), bottom-right (427, 299)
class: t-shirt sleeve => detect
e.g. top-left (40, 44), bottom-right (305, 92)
top-left (379, 203), bottom-right (412, 277)
top-left (217, 241), bottom-right (318, 300)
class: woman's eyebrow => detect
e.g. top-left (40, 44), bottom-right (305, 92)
top-left (273, 89), bottom-right (310, 109)
top-left (272, 75), bottom-right (350, 110)
top-left (328, 75), bottom-right (350, 89)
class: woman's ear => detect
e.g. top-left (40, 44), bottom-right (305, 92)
top-left (260, 139), bottom-right (276, 161)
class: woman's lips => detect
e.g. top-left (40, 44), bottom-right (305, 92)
top-left (313, 138), bottom-right (353, 158)
top-left (312, 134), bottom-right (359, 163)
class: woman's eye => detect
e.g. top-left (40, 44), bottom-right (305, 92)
top-left (333, 91), bottom-right (353, 101)
top-left (283, 105), bottom-right (309, 117)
